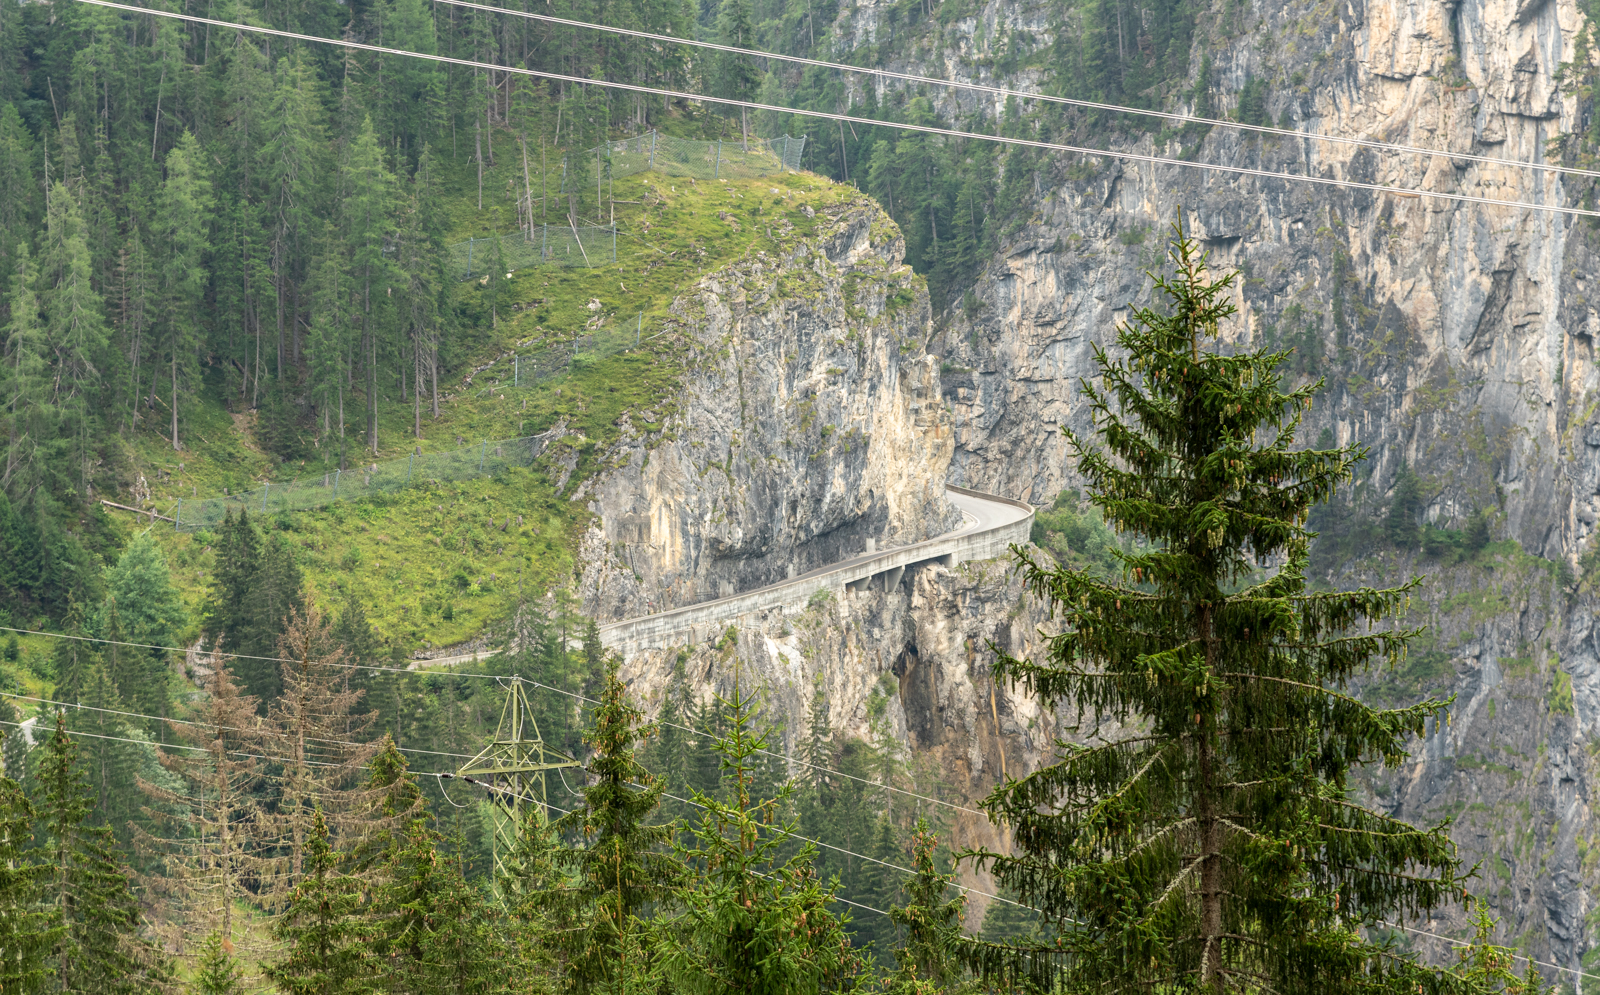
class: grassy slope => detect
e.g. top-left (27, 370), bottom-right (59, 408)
top-left (109, 132), bottom-right (860, 652)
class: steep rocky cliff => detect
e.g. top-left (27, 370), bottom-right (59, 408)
top-left (844, 0), bottom-right (1600, 974)
top-left (576, 194), bottom-right (961, 622)
top-left (583, 0), bottom-right (1600, 973)
top-left (615, 552), bottom-right (1060, 924)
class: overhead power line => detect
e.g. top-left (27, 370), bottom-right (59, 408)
top-left (7, 640), bottom-right (1591, 979)
top-left (2, 625), bottom-right (986, 816)
top-left (0, 691), bottom-right (477, 761)
top-left (71, 0), bottom-right (1600, 219)
top-left (436, 0), bottom-right (1600, 183)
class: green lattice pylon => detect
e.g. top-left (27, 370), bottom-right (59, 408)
top-left (456, 676), bottom-right (582, 881)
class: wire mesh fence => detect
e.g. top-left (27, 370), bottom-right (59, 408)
top-left (445, 130), bottom-right (805, 281)
top-left (168, 314), bottom-right (680, 531)
top-left (449, 224), bottom-right (616, 280)
top-left (171, 436), bottom-right (551, 533)
top-left (563, 130), bottom-right (806, 184)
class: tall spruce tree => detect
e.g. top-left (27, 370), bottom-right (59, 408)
top-left (658, 674), bottom-right (859, 994)
top-left (95, 531), bottom-right (186, 718)
top-left (191, 932), bottom-right (246, 995)
top-left (202, 509), bottom-right (305, 703)
top-left (34, 715), bottom-right (164, 995)
top-left (0, 776), bottom-right (56, 995)
top-left (963, 225), bottom-right (1468, 993)
top-left (2, 242), bottom-right (47, 497)
top-left (497, 809), bottom-right (563, 994)
top-left (268, 810), bottom-right (371, 995)
top-left (545, 658), bottom-right (680, 992)
top-left (153, 131), bottom-right (213, 452)
top-left (135, 662), bottom-right (269, 959)
top-left (884, 821), bottom-right (965, 994)
top-left (38, 179), bottom-right (111, 497)
top-left (265, 604), bottom-right (379, 899)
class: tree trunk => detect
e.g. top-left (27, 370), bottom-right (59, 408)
top-left (1197, 601), bottom-right (1222, 992)
top-left (170, 350), bottom-right (180, 451)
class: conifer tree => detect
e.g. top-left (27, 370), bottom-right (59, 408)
top-left (497, 809), bottom-right (563, 994)
top-left (61, 662), bottom-right (148, 842)
top-left (884, 821), bottom-right (964, 993)
top-left (95, 531), bottom-right (186, 716)
top-left (712, 0), bottom-right (760, 148)
top-left (39, 179), bottom-right (111, 496)
top-left (964, 225), bottom-right (1468, 993)
top-left (202, 509), bottom-right (261, 649)
top-left (341, 116), bottom-right (395, 456)
top-left (348, 737), bottom-right (424, 876)
top-left (153, 131), bottom-right (213, 452)
top-left (192, 932), bottom-right (246, 995)
top-left (268, 810), bottom-right (371, 995)
top-left (34, 715), bottom-right (163, 995)
top-left (264, 53), bottom-right (331, 388)
top-left (545, 659), bottom-right (680, 992)
top-left (1, 241), bottom-right (46, 496)
top-left (136, 661), bottom-right (268, 959)
top-left (0, 106), bottom-right (36, 276)
top-left (659, 675), bottom-right (859, 994)
top-left (46, 603), bottom-right (99, 707)
top-left (415, 845), bottom-right (499, 995)
top-left (265, 604), bottom-right (379, 898)
top-left (0, 776), bottom-right (56, 995)
top-left (644, 654), bottom-right (696, 829)
top-left (358, 753), bottom-right (490, 995)
top-left (203, 510), bottom-right (305, 702)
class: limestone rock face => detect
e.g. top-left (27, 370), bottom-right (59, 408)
top-left (578, 197), bottom-right (961, 623)
top-left (578, 0), bottom-right (1600, 968)
top-left (820, 0), bottom-right (1600, 971)
top-left (616, 555), bottom-right (1062, 912)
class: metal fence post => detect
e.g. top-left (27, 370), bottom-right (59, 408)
top-left (334, 468), bottom-right (340, 498)
top-left (515, 354), bottom-right (519, 386)
top-left (262, 482), bottom-right (269, 512)
top-left (479, 439), bottom-right (488, 471)
top-left (612, 225), bottom-right (617, 263)
top-left (406, 453), bottom-right (414, 485)
top-left (467, 238), bottom-right (473, 278)
top-left (649, 130), bottom-right (657, 167)
top-left (541, 224), bottom-right (548, 261)
top-left (175, 499), bottom-right (182, 531)
top-left (714, 140), bottom-right (721, 180)
top-left (637, 312), bottom-right (642, 345)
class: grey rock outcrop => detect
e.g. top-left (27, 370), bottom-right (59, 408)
top-left (578, 196), bottom-right (961, 622)
top-left (615, 553), bottom-right (1061, 918)
top-left (818, 0), bottom-right (1600, 971)
top-left (573, 0), bottom-right (1600, 970)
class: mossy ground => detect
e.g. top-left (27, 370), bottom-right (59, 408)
top-left (106, 129), bottom-right (860, 651)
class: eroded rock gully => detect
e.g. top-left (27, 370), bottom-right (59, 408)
top-left (615, 554), bottom-right (1065, 919)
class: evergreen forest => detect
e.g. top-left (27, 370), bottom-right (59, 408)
top-left (0, 0), bottom-right (1569, 988)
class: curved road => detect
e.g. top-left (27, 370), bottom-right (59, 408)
top-left (414, 484), bottom-right (1033, 664)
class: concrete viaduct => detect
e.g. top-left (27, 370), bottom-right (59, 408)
top-left (595, 485), bottom-right (1034, 657)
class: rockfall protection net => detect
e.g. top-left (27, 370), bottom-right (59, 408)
top-left (445, 130), bottom-right (805, 280)
top-left (562, 130), bottom-right (807, 183)
top-left (170, 435), bottom-right (551, 533)
top-left (448, 224), bottom-right (616, 280)
top-left (166, 319), bottom-right (676, 531)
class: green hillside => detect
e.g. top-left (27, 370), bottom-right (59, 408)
top-left (56, 154), bottom-right (856, 654)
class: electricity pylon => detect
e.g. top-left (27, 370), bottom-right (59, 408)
top-left (456, 676), bottom-right (582, 882)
